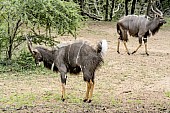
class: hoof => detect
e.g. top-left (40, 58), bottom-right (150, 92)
top-left (62, 98), bottom-right (65, 102)
top-left (61, 96), bottom-right (65, 102)
top-left (87, 100), bottom-right (92, 103)
top-left (117, 51), bottom-right (120, 54)
top-left (83, 99), bottom-right (88, 102)
top-left (83, 99), bottom-right (92, 103)
top-left (127, 52), bottom-right (130, 55)
top-left (146, 53), bottom-right (149, 56)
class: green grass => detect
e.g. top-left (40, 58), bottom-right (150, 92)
top-left (127, 99), bottom-right (142, 104)
top-left (165, 91), bottom-right (170, 98)
top-left (0, 91), bottom-right (62, 108)
top-left (41, 91), bottom-right (61, 103)
top-left (0, 67), bottom-right (57, 82)
top-left (92, 93), bottom-right (102, 104)
top-left (67, 93), bottom-right (82, 103)
top-left (0, 93), bottom-right (37, 108)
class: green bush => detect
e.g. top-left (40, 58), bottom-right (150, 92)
top-left (15, 50), bottom-right (36, 70)
top-left (0, 0), bottom-right (83, 60)
top-left (0, 50), bottom-right (36, 73)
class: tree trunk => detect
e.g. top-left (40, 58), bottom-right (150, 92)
top-left (7, 19), bottom-right (22, 60)
top-left (146, 0), bottom-right (152, 16)
top-left (79, 0), bottom-right (85, 15)
top-left (131, 0), bottom-right (136, 14)
top-left (125, 0), bottom-right (129, 15)
top-left (7, 14), bottom-right (11, 60)
top-left (105, 0), bottom-right (109, 21)
top-left (7, 37), bottom-right (13, 60)
top-left (109, 0), bottom-right (115, 21)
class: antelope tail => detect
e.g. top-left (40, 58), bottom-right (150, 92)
top-left (97, 40), bottom-right (108, 56)
top-left (117, 23), bottom-right (121, 35)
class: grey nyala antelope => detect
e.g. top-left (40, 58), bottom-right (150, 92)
top-left (117, 5), bottom-right (166, 55)
top-left (26, 37), bottom-right (107, 103)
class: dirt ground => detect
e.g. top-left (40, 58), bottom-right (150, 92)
top-left (0, 21), bottom-right (170, 112)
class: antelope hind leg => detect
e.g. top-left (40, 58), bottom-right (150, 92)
top-left (117, 38), bottom-right (120, 54)
top-left (58, 64), bottom-right (67, 101)
top-left (83, 80), bottom-right (94, 103)
top-left (83, 82), bottom-right (91, 102)
top-left (61, 83), bottom-right (66, 101)
top-left (87, 80), bottom-right (94, 103)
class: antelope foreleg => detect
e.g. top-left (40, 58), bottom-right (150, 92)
top-left (132, 38), bottom-right (142, 55)
top-left (144, 42), bottom-right (149, 56)
top-left (143, 38), bottom-right (149, 56)
top-left (132, 44), bottom-right (142, 54)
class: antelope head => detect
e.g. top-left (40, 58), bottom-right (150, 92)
top-left (151, 4), bottom-right (166, 25)
top-left (26, 36), bottom-right (43, 66)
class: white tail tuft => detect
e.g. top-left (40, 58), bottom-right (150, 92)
top-left (101, 39), bottom-right (108, 56)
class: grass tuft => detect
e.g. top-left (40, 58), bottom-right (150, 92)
top-left (165, 91), bottom-right (170, 98)
top-left (0, 93), bottom-right (37, 108)
top-left (111, 97), bottom-right (121, 107)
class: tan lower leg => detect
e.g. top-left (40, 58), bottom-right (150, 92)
top-left (117, 39), bottom-right (120, 53)
top-left (133, 44), bottom-right (142, 53)
top-left (61, 83), bottom-right (66, 100)
top-left (123, 41), bottom-right (130, 54)
top-left (88, 80), bottom-right (94, 101)
top-left (84, 82), bottom-right (91, 100)
top-left (144, 43), bottom-right (149, 55)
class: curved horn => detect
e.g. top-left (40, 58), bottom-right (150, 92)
top-left (151, 6), bottom-right (161, 16)
top-left (155, 7), bottom-right (163, 16)
top-left (26, 36), bottom-right (34, 55)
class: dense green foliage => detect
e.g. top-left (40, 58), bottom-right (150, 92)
top-left (0, 0), bottom-right (83, 60)
top-left (74, 0), bottom-right (170, 21)
top-left (0, 50), bottom-right (36, 73)
top-left (23, 0), bottom-right (82, 36)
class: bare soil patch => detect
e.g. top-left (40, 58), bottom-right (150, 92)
top-left (0, 21), bottom-right (170, 112)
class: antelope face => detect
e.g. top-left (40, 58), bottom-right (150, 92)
top-left (26, 36), bottom-right (43, 66)
top-left (32, 49), bottom-right (43, 66)
top-left (151, 5), bottom-right (166, 25)
top-left (159, 17), bottom-right (166, 25)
